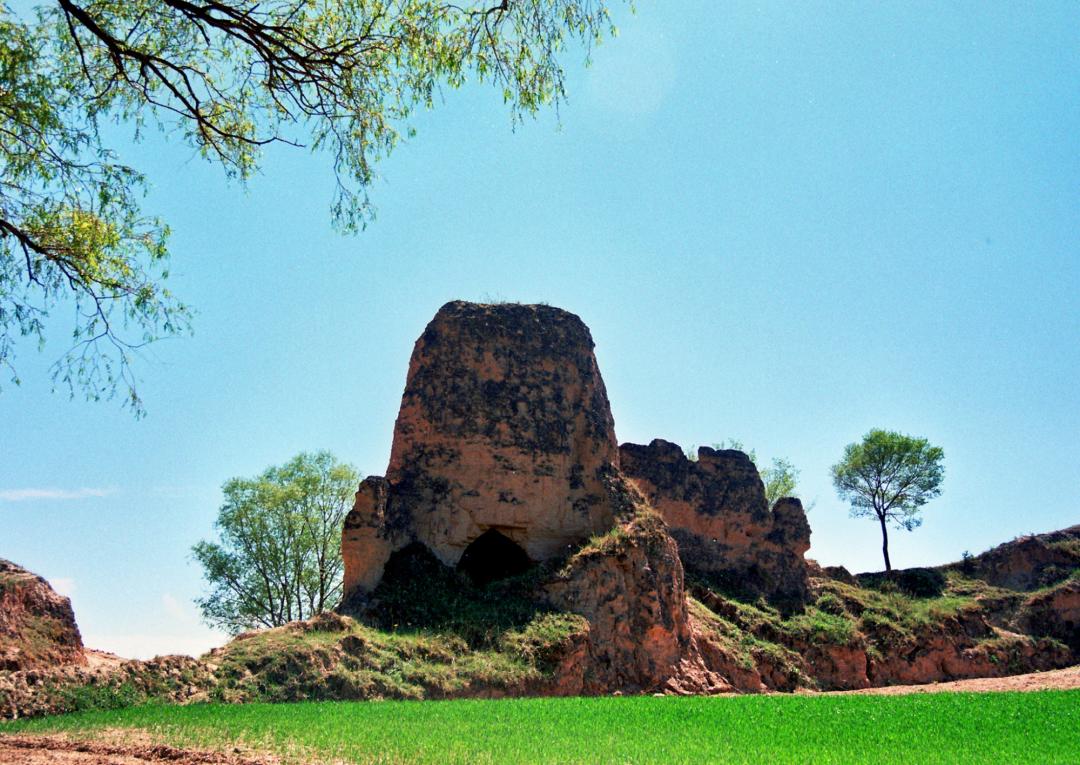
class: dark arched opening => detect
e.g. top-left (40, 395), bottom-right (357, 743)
top-left (457, 529), bottom-right (532, 587)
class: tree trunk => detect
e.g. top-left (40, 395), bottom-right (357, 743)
top-left (879, 515), bottom-right (892, 572)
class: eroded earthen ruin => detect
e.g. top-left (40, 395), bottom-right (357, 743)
top-left (341, 301), bottom-right (630, 596)
top-left (620, 439), bottom-right (811, 605)
top-left (340, 300), bottom-right (812, 607)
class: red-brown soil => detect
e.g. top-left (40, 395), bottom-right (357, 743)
top-left (0, 735), bottom-right (275, 764)
top-left (827, 663), bottom-right (1080, 695)
top-left (0, 559), bottom-right (85, 671)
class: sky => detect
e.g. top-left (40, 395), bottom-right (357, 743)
top-left (2, 1), bottom-right (1077, 659)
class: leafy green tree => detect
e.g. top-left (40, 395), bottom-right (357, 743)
top-left (831, 429), bottom-right (945, 572)
top-left (192, 451), bottom-right (360, 633)
top-left (0, 1), bottom-right (622, 412)
top-left (710, 440), bottom-right (802, 510)
top-left (761, 457), bottom-right (799, 509)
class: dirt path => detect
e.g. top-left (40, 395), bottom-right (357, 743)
top-left (827, 664), bottom-right (1080, 695)
top-left (0, 736), bottom-right (277, 764)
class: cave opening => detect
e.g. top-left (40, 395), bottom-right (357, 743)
top-left (457, 529), bottom-right (533, 587)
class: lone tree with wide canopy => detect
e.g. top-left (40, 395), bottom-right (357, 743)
top-left (831, 428), bottom-right (945, 572)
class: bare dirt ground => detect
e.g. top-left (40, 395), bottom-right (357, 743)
top-left (0, 735), bottom-right (278, 764)
top-left (825, 664), bottom-right (1080, 695)
top-left (84, 649), bottom-right (127, 671)
top-left (2, 667), bottom-right (1078, 763)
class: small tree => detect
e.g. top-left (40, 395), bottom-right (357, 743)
top-left (762, 457), bottom-right (799, 510)
top-left (192, 451), bottom-right (360, 634)
top-left (831, 429), bottom-right (944, 572)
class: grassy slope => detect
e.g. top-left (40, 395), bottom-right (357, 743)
top-left (4, 692), bottom-right (1079, 764)
top-left (207, 610), bottom-right (588, 703)
top-left (690, 568), bottom-right (1077, 687)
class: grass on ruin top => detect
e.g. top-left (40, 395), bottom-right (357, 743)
top-left (6, 614), bottom-right (73, 660)
top-left (4, 691), bottom-right (1079, 764)
top-left (568, 506), bottom-right (668, 563)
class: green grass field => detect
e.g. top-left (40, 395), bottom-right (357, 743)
top-left (3, 691), bottom-right (1079, 764)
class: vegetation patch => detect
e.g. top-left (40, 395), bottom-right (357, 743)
top-left (783, 608), bottom-right (859, 647)
top-left (688, 561), bottom-right (1079, 690)
top-left (499, 614), bottom-right (589, 672)
top-left (360, 542), bottom-right (560, 649)
top-left (4, 692), bottom-right (1079, 764)
top-left (205, 603), bottom-right (588, 704)
top-left (570, 506), bottom-right (668, 564)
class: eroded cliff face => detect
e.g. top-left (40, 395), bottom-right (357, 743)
top-left (540, 484), bottom-right (731, 695)
top-left (619, 439), bottom-right (811, 606)
top-left (342, 301), bottom-right (622, 599)
top-left (959, 525), bottom-right (1080, 591)
top-left (0, 559), bottom-right (84, 672)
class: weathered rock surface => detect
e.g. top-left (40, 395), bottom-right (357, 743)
top-left (0, 559), bottom-right (84, 672)
top-left (619, 439), bottom-right (811, 605)
top-left (869, 634), bottom-right (1072, 686)
top-left (343, 301), bottom-right (623, 599)
top-left (541, 503), bottom-right (731, 695)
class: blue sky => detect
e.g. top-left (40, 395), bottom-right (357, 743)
top-left (2, 1), bottom-right (1077, 658)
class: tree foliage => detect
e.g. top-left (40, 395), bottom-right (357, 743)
top-left (761, 457), bottom-right (799, 509)
top-left (192, 451), bottom-right (360, 633)
top-left (831, 428), bottom-right (945, 572)
top-left (0, 0), bottom-right (622, 412)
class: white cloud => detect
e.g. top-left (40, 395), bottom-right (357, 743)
top-left (0, 487), bottom-right (115, 502)
top-left (50, 577), bottom-right (76, 597)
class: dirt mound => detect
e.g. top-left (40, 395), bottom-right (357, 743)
top-left (1015, 578), bottom-right (1080, 651)
top-left (0, 654), bottom-right (213, 719)
top-left (7, 302), bottom-right (1079, 715)
top-left (0, 560), bottom-right (84, 672)
top-left (542, 506), bottom-right (731, 695)
top-left (337, 301), bottom-right (818, 695)
top-left (948, 524), bottom-right (1080, 591)
top-left (335, 301), bottom-right (1077, 699)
